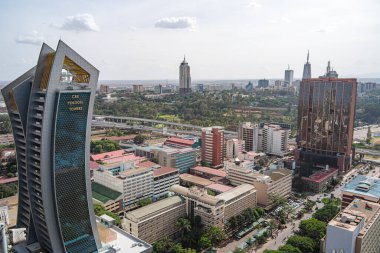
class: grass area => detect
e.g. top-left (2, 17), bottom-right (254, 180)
top-left (92, 182), bottom-right (121, 203)
top-left (158, 114), bottom-right (181, 122)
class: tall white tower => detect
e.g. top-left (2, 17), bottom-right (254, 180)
top-left (179, 56), bottom-right (191, 94)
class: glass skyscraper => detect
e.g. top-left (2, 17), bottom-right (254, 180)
top-left (1, 41), bottom-right (100, 252)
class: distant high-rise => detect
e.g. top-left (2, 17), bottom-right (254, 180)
top-left (302, 51), bottom-right (311, 79)
top-left (179, 56), bottom-right (191, 94)
top-left (1, 41), bottom-right (100, 252)
top-left (245, 81), bottom-right (253, 91)
top-left (258, 79), bottom-right (269, 88)
top-left (284, 65), bottom-right (294, 87)
top-left (201, 127), bottom-right (224, 167)
top-left (295, 76), bottom-right (357, 172)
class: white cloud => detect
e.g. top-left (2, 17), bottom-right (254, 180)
top-left (155, 17), bottom-right (196, 30)
top-left (246, 1), bottom-right (262, 9)
top-left (15, 30), bottom-right (44, 45)
top-left (53, 13), bottom-right (99, 32)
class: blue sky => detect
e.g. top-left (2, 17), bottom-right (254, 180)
top-left (1, 0), bottom-right (380, 80)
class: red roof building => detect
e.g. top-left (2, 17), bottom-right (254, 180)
top-left (164, 137), bottom-right (197, 148)
top-left (190, 166), bottom-right (227, 179)
top-left (90, 150), bottom-right (126, 161)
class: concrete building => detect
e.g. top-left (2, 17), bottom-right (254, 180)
top-left (164, 137), bottom-right (200, 149)
top-left (225, 161), bottom-right (292, 208)
top-left (301, 167), bottom-right (338, 193)
top-left (295, 76), bottom-right (357, 172)
top-left (202, 126), bottom-right (225, 167)
top-left (99, 84), bottom-right (110, 94)
top-left (225, 138), bottom-right (245, 159)
top-left (170, 184), bottom-right (256, 228)
top-left (179, 56), bottom-right (191, 94)
top-left (2, 41), bottom-right (101, 252)
top-left (180, 173), bottom-right (213, 188)
top-left (325, 199), bottom-right (380, 253)
top-left (153, 166), bottom-right (180, 201)
top-left (302, 51), bottom-right (311, 79)
top-left (245, 81), bottom-right (253, 91)
top-left (258, 79), bottom-right (269, 88)
top-left (239, 122), bottom-right (290, 157)
top-left (341, 175), bottom-right (380, 209)
top-left (92, 181), bottom-right (123, 214)
top-left (157, 147), bottom-right (196, 174)
top-left (190, 166), bottom-right (227, 180)
top-left (284, 66), bottom-right (294, 87)
top-left (133, 84), bottom-right (145, 93)
top-left (123, 196), bottom-right (187, 244)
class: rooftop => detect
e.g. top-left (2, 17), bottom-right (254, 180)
top-left (206, 183), bottom-right (233, 193)
top-left (90, 161), bottom-right (101, 170)
top-left (302, 168), bottom-right (338, 183)
top-left (101, 153), bottom-right (144, 165)
top-left (153, 166), bottom-right (178, 177)
top-left (267, 168), bottom-right (292, 181)
top-left (191, 166), bottom-right (227, 178)
top-left (216, 184), bottom-right (256, 202)
top-left (92, 182), bottom-right (122, 203)
top-left (0, 177), bottom-right (18, 184)
top-left (97, 219), bottom-right (152, 253)
top-left (137, 160), bottom-right (160, 169)
top-left (329, 199), bottom-right (380, 234)
top-left (125, 196), bottom-right (184, 222)
top-left (343, 175), bottom-right (380, 199)
top-left (91, 150), bottom-right (126, 161)
top-left (170, 185), bottom-right (222, 206)
top-left (165, 137), bottom-right (196, 146)
top-left (180, 173), bottom-right (213, 187)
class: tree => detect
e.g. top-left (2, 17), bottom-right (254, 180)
top-left (232, 248), bottom-right (245, 253)
top-left (176, 218), bottom-right (192, 242)
top-left (0, 184), bottom-right (17, 199)
top-left (172, 243), bottom-right (184, 253)
top-left (133, 134), bottom-right (147, 144)
top-left (278, 244), bottom-right (302, 253)
top-left (298, 218), bottom-right (326, 241)
top-left (268, 193), bottom-right (287, 209)
top-left (93, 203), bottom-right (121, 226)
top-left (204, 227), bottom-right (225, 246)
top-left (257, 235), bottom-right (267, 245)
top-left (138, 198), bottom-right (152, 207)
top-left (313, 203), bottom-right (340, 222)
top-left (153, 237), bottom-right (174, 253)
top-left (0, 115), bottom-right (12, 134)
top-left (199, 235), bottom-right (212, 249)
top-left (286, 235), bottom-right (317, 253)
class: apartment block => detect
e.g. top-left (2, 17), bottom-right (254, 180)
top-left (202, 126), bottom-right (225, 167)
top-left (153, 167), bottom-right (180, 200)
top-left (225, 138), bottom-right (245, 159)
top-left (158, 147), bottom-right (196, 174)
top-left (123, 196), bottom-right (187, 244)
top-left (225, 161), bottom-right (292, 207)
top-left (325, 199), bottom-right (380, 253)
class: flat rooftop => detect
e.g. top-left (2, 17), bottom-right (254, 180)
top-left (125, 196), bottom-right (184, 222)
top-left (191, 166), bottom-right (227, 178)
top-left (343, 175), bottom-right (380, 199)
top-left (97, 219), bottom-right (152, 253)
top-left (302, 168), bottom-right (338, 183)
top-left (206, 183), bottom-right (233, 193)
top-left (91, 150), bottom-right (126, 161)
top-left (216, 184), bottom-right (255, 202)
top-left (153, 166), bottom-right (178, 177)
top-left (267, 168), bottom-right (292, 181)
top-left (180, 173), bottom-right (213, 187)
top-left (92, 182), bottom-right (122, 203)
top-left (329, 199), bottom-right (380, 234)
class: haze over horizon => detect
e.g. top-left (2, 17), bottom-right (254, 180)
top-left (1, 0), bottom-right (380, 81)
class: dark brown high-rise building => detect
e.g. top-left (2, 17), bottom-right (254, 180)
top-left (294, 77), bottom-right (357, 173)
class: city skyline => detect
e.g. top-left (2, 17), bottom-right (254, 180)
top-left (1, 0), bottom-right (380, 81)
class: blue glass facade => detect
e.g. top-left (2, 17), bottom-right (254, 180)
top-left (53, 91), bottom-right (97, 253)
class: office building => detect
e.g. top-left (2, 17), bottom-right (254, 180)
top-left (238, 122), bottom-right (255, 151)
top-left (341, 175), bottom-right (380, 209)
top-left (294, 77), bottom-right (357, 172)
top-left (179, 56), bottom-right (191, 94)
top-left (170, 184), bottom-right (256, 228)
top-left (1, 41), bottom-right (100, 252)
top-left (239, 122), bottom-right (290, 157)
top-left (225, 138), bottom-right (245, 159)
top-left (157, 147), bottom-right (196, 174)
top-left (284, 66), bottom-right (294, 87)
top-left (180, 173), bottom-right (213, 188)
top-left (325, 199), bottom-right (380, 253)
top-left (302, 167), bottom-right (339, 192)
top-left (164, 137), bottom-right (200, 149)
top-left (133, 84), bottom-right (145, 93)
top-left (153, 166), bottom-right (180, 200)
top-left (124, 196), bottom-right (186, 244)
top-left (202, 127), bottom-right (225, 167)
top-left (245, 81), bottom-right (253, 91)
top-left (190, 166), bottom-right (227, 180)
top-left (302, 51), bottom-right (311, 79)
top-left (257, 79), bottom-right (269, 88)
top-left (196, 83), bottom-right (204, 92)
top-left (225, 161), bottom-right (292, 208)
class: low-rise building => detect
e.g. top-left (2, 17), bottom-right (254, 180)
top-left (180, 173), bottom-right (213, 188)
top-left (164, 137), bottom-right (200, 149)
top-left (92, 181), bottom-right (123, 214)
top-left (325, 199), bottom-right (380, 253)
top-left (123, 196), bottom-right (187, 244)
top-left (170, 184), bottom-right (256, 229)
top-left (225, 160), bottom-right (292, 208)
top-left (341, 175), bottom-right (380, 209)
top-left (190, 166), bottom-right (227, 180)
top-left (302, 167), bottom-right (338, 193)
